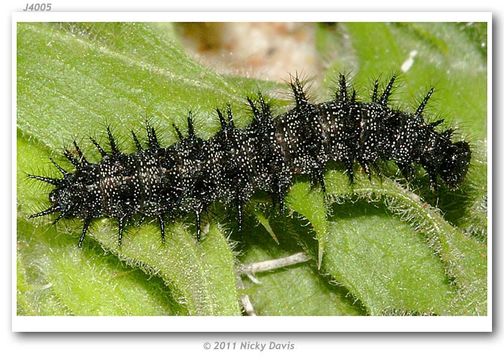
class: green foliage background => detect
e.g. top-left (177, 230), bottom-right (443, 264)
top-left (17, 22), bottom-right (487, 316)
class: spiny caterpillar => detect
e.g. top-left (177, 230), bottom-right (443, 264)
top-left (28, 74), bottom-right (471, 246)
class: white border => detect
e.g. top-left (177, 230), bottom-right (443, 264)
top-left (12, 11), bottom-right (492, 333)
top-left (12, 11), bottom-right (493, 22)
top-left (13, 316), bottom-right (491, 332)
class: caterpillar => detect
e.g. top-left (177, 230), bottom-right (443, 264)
top-left (28, 74), bottom-right (471, 246)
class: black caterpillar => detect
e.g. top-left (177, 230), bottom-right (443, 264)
top-left (28, 75), bottom-right (471, 246)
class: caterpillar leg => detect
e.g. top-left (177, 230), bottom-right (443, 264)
top-left (78, 218), bottom-right (91, 248)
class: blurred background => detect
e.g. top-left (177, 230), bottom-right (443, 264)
top-left (176, 23), bottom-right (322, 82)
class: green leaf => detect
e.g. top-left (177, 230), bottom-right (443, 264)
top-left (285, 172), bottom-right (486, 315)
top-left (18, 218), bottom-right (184, 316)
top-left (17, 22), bottom-right (487, 317)
top-left (238, 215), bottom-right (365, 316)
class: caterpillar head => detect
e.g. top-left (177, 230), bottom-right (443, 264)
top-left (439, 141), bottom-right (471, 188)
top-left (28, 171), bottom-right (99, 222)
top-left (29, 172), bottom-right (103, 247)
top-left (48, 182), bottom-right (89, 218)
